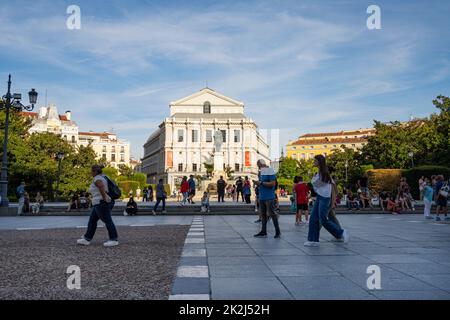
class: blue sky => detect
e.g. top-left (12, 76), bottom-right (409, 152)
top-left (1, 0), bottom-right (449, 159)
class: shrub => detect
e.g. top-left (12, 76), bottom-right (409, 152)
top-left (117, 180), bottom-right (140, 198)
top-left (367, 169), bottom-right (402, 193)
top-left (402, 165), bottom-right (450, 199)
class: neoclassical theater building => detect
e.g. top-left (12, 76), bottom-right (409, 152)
top-left (142, 88), bottom-right (271, 189)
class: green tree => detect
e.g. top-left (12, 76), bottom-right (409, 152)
top-left (277, 157), bottom-right (299, 180)
top-left (297, 159), bottom-right (317, 182)
top-left (224, 165), bottom-right (234, 179)
top-left (327, 147), bottom-right (362, 186)
top-left (118, 164), bottom-right (134, 177)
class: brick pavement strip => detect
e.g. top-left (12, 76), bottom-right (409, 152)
top-left (0, 225), bottom-right (189, 300)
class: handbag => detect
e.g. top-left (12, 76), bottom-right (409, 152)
top-left (439, 184), bottom-right (449, 198)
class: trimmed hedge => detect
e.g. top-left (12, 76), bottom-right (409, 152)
top-left (117, 181), bottom-right (140, 198)
top-left (402, 166), bottom-right (450, 199)
top-left (367, 166), bottom-right (450, 199)
top-left (367, 169), bottom-right (402, 193)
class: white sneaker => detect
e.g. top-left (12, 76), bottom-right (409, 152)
top-left (341, 230), bottom-right (349, 243)
top-left (254, 208), bottom-right (259, 212)
top-left (103, 240), bottom-right (119, 247)
top-left (77, 238), bottom-right (90, 246)
top-left (304, 241), bottom-right (320, 247)
top-left (152, 210), bottom-right (156, 216)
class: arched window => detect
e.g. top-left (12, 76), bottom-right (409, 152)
top-left (71, 136), bottom-right (76, 143)
top-left (203, 101), bottom-right (211, 114)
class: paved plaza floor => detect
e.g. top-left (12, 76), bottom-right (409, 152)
top-left (1, 214), bottom-right (450, 300)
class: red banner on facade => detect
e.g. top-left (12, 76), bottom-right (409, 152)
top-left (167, 150), bottom-right (173, 168)
top-left (245, 151), bottom-right (251, 167)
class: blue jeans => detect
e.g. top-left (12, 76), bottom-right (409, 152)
top-left (84, 201), bottom-right (118, 241)
top-left (308, 194), bottom-right (344, 242)
top-left (347, 201), bottom-right (360, 210)
top-left (153, 197), bottom-right (166, 211)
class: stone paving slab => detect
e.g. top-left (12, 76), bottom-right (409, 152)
top-left (1, 213), bottom-right (450, 300)
top-left (204, 214), bottom-right (450, 300)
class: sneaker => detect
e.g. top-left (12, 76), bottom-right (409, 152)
top-left (254, 208), bottom-right (259, 212)
top-left (445, 216), bottom-right (450, 221)
top-left (425, 216), bottom-right (433, 220)
top-left (254, 219), bottom-right (261, 223)
top-left (341, 230), bottom-right (349, 243)
top-left (274, 233), bottom-right (281, 239)
top-left (331, 237), bottom-right (343, 242)
top-left (191, 201), bottom-right (196, 205)
top-left (435, 216), bottom-right (442, 222)
top-left (254, 232), bottom-right (267, 238)
top-left (152, 210), bottom-right (156, 216)
top-left (103, 240), bottom-right (119, 247)
top-left (304, 241), bottom-right (320, 247)
top-left (77, 238), bottom-right (90, 246)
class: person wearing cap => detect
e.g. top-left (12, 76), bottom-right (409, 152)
top-left (253, 159), bottom-right (281, 238)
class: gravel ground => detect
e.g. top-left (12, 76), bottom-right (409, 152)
top-left (0, 225), bottom-right (189, 300)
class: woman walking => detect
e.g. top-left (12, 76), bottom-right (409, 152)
top-left (179, 176), bottom-right (190, 206)
top-left (304, 155), bottom-right (348, 247)
top-left (77, 165), bottom-right (119, 247)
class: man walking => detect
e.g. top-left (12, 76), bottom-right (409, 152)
top-left (16, 181), bottom-right (26, 216)
top-left (188, 175), bottom-right (196, 204)
top-left (217, 176), bottom-right (226, 202)
top-left (254, 160), bottom-right (281, 238)
top-left (152, 179), bottom-right (167, 215)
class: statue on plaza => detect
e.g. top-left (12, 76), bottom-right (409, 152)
top-left (213, 130), bottom-right (223, 153)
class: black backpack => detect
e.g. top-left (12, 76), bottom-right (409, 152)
top-left (104, 175), bottom-right (122, 200)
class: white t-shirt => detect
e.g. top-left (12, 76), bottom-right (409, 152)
top-left (89, 175), bottom-right (109, 205)
top-left (311, 173), bottom-right (332, 198)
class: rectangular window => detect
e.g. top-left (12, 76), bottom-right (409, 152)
top-left (102, 146), bottom-right (107, 152)
top-left (234, 130), bottom-right (240, 143)
top-left (111, 154), bottom-right (116, 162)
top-left (120, 154), bottom-right (125, 162)
top-left (235, 163), bottom-right (240, 172)
top-left (206, 130), bottom-right (212, 142)
top-left (178, 163), bottom-right (183, 172)
top-left (102, 153), bottom-right (107, 160)
top-left (193, 163), bottom-right (197, 172)
top-left (221, 130), bottom-right (227, 143)
top-left (121, 146), bottom-right (125, 153)
top-left (178, 129), bottom-right (184, 142)
top-left (112, 146), bottom-right (116, 153)
top-left (192, 130), bottom-right (198, 143)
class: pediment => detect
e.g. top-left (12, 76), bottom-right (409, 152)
top-left (170, 88), bottom-right (244, 107)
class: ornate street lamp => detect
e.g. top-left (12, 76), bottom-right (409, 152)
top-left (345, 160), bottom-right (349, 183)
top-left (0, 75), bottom-right (37, 209)
top-left (408, 152), bottom-right (414, 168)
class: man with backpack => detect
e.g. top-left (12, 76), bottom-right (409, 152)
top-left (77, 165), bottom-right (121, 247)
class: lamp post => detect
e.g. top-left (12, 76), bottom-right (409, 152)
top-left (0, 74), bottom-right (37, 209)
top-left (408, 152), bottom-right (414, 168)
top-left (55, 152), bottom-right (65, 202)
top-left (345, 160), bottom-right (349, 183)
